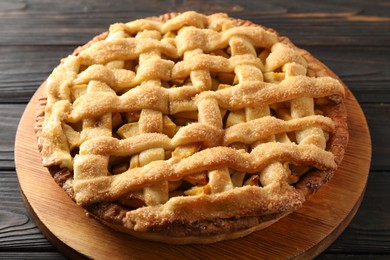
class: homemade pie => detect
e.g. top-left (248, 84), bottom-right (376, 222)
top-left (35, 11), bottom-right (348, 244)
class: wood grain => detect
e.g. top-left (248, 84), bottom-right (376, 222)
top-left (0, 0), bottom-right (389, 45)
top-left (0, 46), bottom-right (75, 103)
top-left (0, 252), bottom-right (66, 260)
top-left (0, 105), bottom-right (26, 169)
top-left (319, 171), bottom-right (390, 255)
top-left (360, 105), bottom-right (390, 171)
top-left (0, 171), bottom-right (54, 250)
top-left (14, 83), bottom-right (371, 259)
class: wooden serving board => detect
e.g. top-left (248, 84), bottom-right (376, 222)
top-left (15, 84), bottom-right (371, 259)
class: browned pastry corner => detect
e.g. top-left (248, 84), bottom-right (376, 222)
top-left (35, 11), bottom-right (348, 244)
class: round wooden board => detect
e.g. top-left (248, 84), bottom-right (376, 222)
top-left (15, 84), bottom-right (371, 260)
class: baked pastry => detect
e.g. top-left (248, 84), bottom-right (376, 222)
top-left (35, 11), bottom-right (348, 244)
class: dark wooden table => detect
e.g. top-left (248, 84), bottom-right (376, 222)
top-left (1, 0), bottom-right (389, 259)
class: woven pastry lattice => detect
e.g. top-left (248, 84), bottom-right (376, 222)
top-left (37, 11), bottom-right (345, 232)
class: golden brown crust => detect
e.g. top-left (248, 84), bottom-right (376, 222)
top-left (35, 11), bottom-right (348, 243)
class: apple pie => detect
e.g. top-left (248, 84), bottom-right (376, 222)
top-left (35, 11), bottom-right (348, 244)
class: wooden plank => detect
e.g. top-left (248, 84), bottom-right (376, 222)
top-left (0, 171), bottom-right (55, 251)
top-left (0, 46), bottom-right (389, 104)
top-left (2, 18), bottom-right (388, 46)
top-left (324, 171), bottom-right (390, 254)
top-left (0, 252), bottom-right (66, 260)
top-left (4, 0), bottom-right (388, 16)
top-left (0, 46), bottom-right (75, 104)
top-left (0, 104), bottom-right (25, 169)
top-left (0, 0), bottom-right (388, 45)
top-left (362, 104), bottom-right (390, 171)
top-left (304, 46), bottom-right (390, 105)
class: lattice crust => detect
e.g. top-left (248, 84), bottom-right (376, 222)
top-left (36, 11), bottom-right (348, 242)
